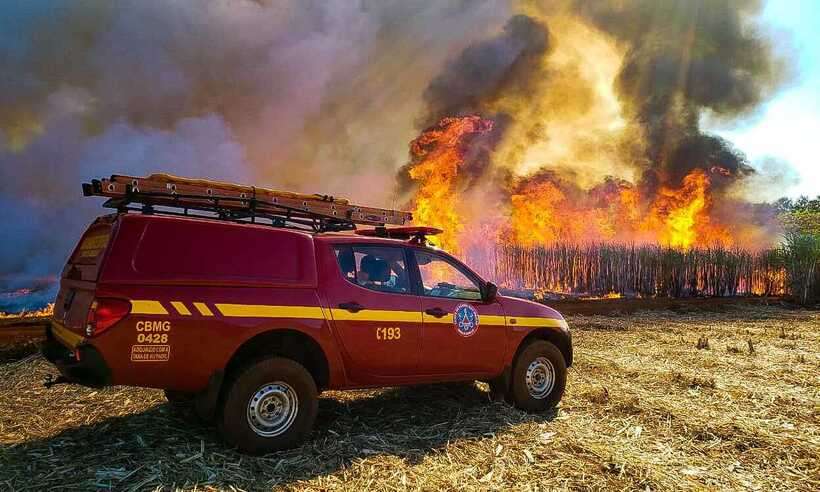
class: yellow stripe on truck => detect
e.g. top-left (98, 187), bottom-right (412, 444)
top-left (130, 300), bottom-right (169, 315)
top-left (216, 304), bottom-right (325, 319)
top-left (330, 309), bottom-right (422, 323)
top-left (126, 300), bottom-right (566, 330)
top-left (193, 302), bottom-right (214, 316)
top-left (421, 313), bottom-right (451, 324)
top-left (170, 301), bottom-right (192, 316)
top-left (512, 317), bottom-right (568, 329)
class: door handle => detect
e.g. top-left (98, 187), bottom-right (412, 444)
top-left (338, 302), bottom-right (365, 313)
top-left (425, 307), bottom-right (448, 318)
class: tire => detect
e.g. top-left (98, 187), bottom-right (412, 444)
top-left (218, 357), bottom-right (318, 455)
top-left (509, 340), bottom-right (566, 412)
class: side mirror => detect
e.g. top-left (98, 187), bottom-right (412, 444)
top-left (482, 281), bottom-right (498, 303)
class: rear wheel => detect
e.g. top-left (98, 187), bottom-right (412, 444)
top-left (218, 357), bottom-right (317, 455)
top-left (510, 340), bottom-right (566, 412)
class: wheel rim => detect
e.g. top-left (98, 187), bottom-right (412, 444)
top-left (525, 357), bottom-right (555, 399)
top-left (247, 382), bottom-right (299, 437)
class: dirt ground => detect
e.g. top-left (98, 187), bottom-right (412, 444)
top-left (0, 305), bottom-right (817, 491)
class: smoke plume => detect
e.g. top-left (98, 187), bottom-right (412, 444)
top-left (421, 14), bottom-right (550, 127)
top-left (535, 0), bottom-right (784, 185)
top-left (0, 0), bottom-right (512, 309)
top-left (0, 0), bottom-right (793, 309)
top-left (399, 0), bottom-right (788, 254)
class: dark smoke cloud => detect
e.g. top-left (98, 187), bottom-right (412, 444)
top-left (563, 0), bottom-right (784, 185)
top-left (398, 13), bottom-right (550, 195)
top-left (421, 14), bottom-right (550, 126)
top-left (404, 0), bottom-right (783, 199)
top-left (396, 0), bottom-right (788, 251)
top-left (665, 134), bottom-right (754, 185)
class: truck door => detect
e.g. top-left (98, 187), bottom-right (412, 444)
top-left (411, 249), bottom-right (506, 375)
top-left (323, 244), bottom-right (422, 380)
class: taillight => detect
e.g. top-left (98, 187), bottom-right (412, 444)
top-left (86, 298), bottom-right (131, 337)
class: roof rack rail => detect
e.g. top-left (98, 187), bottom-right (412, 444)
top-left (82, 173), bottom-right (413, 233)
top-left (355, 226), bottom-right (443, 245)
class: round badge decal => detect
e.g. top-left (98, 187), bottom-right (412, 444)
top-left (454, 304), bottom-right (480, 337)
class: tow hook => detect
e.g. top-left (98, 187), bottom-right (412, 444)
top-left (43, 374), bottom-right (70, 388)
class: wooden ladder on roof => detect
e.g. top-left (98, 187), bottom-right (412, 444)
top-left (83, 173), bottom-right (412, 232)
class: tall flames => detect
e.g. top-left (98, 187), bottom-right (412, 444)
top-left (406, 115), bottom-right (754, 254)
top-left (647, 169), bottom-right (732, 249)
top-left (407, 116), bottom-right (494, 253)
top-left (400, 3), bottom-right (785, 269)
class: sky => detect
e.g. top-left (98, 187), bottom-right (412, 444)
top-left (710, 0), bottom-right (820, 199)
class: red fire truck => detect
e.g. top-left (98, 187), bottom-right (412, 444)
top-left (44, 174), bottom-right (572, 454)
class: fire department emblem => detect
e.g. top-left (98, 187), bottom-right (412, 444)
top-left (454, 304), bottom-right (479, 337)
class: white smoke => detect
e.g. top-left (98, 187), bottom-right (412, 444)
top-left (0, 0), bottom-right (512, 310)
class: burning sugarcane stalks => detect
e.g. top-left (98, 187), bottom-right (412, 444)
top-left (484, 243), bottom-right (789, 299)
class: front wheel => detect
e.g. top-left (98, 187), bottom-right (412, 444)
top-left (510, 340), bottom-right (567, 412)
top-left (218, 357), bottom-right (318, 455)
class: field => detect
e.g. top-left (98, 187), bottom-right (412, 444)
top-left (0, 305), bottom-right (818, 491)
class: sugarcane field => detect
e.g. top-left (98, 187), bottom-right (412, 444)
top-left (2, 1), bottom-right (820, 491)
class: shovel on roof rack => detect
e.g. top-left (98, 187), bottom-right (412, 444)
top-left (82, 173), bottom-right (413, 233)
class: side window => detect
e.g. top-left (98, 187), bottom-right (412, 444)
top-left (414, 250), bottom-right (482, 301)
top-left (334, 245), bottom-right (410, 294)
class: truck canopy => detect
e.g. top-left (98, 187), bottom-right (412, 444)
top-left (101, 214), bottom-right (318, 287)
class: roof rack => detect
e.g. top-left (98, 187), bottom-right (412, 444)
top-left (82, 173), bottom-right (413, 233)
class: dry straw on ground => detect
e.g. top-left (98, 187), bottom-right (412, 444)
top-left (0, 305), bottom-right (818, 491)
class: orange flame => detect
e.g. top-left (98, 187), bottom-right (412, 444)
top-left (407, 116), bottom-right (494, 253)
top-left (645, 169), bottom-right (731, 249)
top-left (500, 168), bottom-right (732, 249)
top-left (406, 116), bottom-right (753, 257)
top-left (400, 114), bottom-right (782, 296)
top-left (509, 179), bottom-right (588, 246)
top-left (0, 302), bottom-right (54, 319)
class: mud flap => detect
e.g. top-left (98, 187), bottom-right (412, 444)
top-left (194, 370), bottom-right (225, 421)
top-left (488, 365), bottom-right (512, 402)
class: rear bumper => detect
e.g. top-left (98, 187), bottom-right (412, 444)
top-left (43, 321), bottom-right (111, 387)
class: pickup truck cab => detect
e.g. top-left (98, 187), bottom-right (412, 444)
top-left (45, 212), bottom-right (572, 454)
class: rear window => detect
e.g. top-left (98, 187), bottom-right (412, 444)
top-left (132, 219), bottom-right (314, 284)
top-left (70, 225), bottom-right (112, 264)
